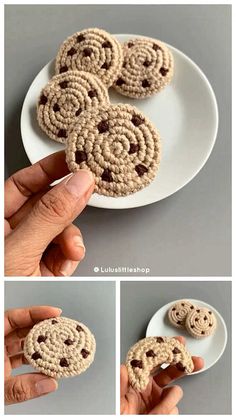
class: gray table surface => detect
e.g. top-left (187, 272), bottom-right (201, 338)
top-left (5, 5), bottom-right (231, 277)
top-left (120, 281), bottom-right (231, 415)
top-left (4, 281), bottom-right (115, 415)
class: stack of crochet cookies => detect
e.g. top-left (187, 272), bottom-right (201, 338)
top-left (37, 28), bottom-right (174, 197)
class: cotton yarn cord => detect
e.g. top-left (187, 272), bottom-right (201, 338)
top-left (113, 37), bottom-right (174, 98)
top-left (37, 70), bottom-right (109, 144)
top-left (185, 307), bottom-right (217, 339)
top-left (168, 300), bottom-right (196, 329)
top-left (126, 336), bottom-right (194, 392)
top-left (66, 103), bottom-right (161, 197)
top-left (55, 28), bottom-right (123, 87)
top-left (24, 317), bottom-right (96, 378)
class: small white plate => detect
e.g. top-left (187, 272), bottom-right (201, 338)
top-left (146, 299), bottom-right (227, 374)
top-left (21, 34), bottom-right (218, 209)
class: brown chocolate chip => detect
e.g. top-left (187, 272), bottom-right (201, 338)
top-left (102, 41), bottom-right (112, 48)
top-left (52, 320), bottom-right (58, 324)
top-left (131, 359), bottom-right (143, 368)
top-left (59, 81), bottom-right (68, 89)
top-left (53, 103), bottom-right (60, 112)
top-left (76, 325), bottom-right (84, 333)
top-left (143, 60), bottom-right (151, 67)
top-left (131, 115), bottom-right (143, 126)
top-left (176, 312), bottom-right (179, 315)
top-left (191, 325), bottom-right (194, 328)
top-left (116, 77), bottom-right (125, 86)
top-left (191, 305), bottom-right (194, 309)
top-left (75, 150), bottom-right (87, 163)
top-left (32, 352), bottom-right (42, 360)
top-left (77, 34), bottom-right (85, 43)
top-left (153, 44), bottom-right (161, 51)
top-left (204, 316), bottom-right (207, 321)
top-left (83, 47), bottom-right (92, 57)
top-left (128, 42), bottom-right (134, 48)
top-left (142, 79), bottom-right (150, 88)
top-left (181, 303), bottom-right (185, 306)
top-left (60, 65), bottom-right (68, 73)
top-left (60, 358), bottom-right (69, 367)
top-left (177, 321), bottom-right (181, 325)
top-left (201, 331), bottom-right (205, 335)
top-left (39, 95), bottom-right (47, 105)
top-left (172, 307), bottom-right (176, 311)
top-left (58, 129), bottom-right (67, 138)
top-left (209, 323), bottom-right (213, 327)
top-left (173, 347), bottom-right (181, 354)
top-left (135, 164), bottom-right (148, 177)
top-left (208, 311), bottom-right (212, 314)
top-left (146, 350), bottom-right (155, 357)
top-left (88, 89), bottom-right (97, 98)
top-left (81, 349), bottom-right (90, 358)
top-left (75, 109), bottom-right (82, 116)
top-left (156, 337), bottom-right (164, 343)
top-left (160, 67), bottom-right (169, 76)
top-left (129, 143), bottom-right (139, 154)
top-left (37, 335), bottom-right (46, 343)
top-left (101, 62), bottom-right (111, 70)
top-left (176, 362), bottom-right (185, 372)
top-left (67, 47), bottom-right (76, 56)
top-left (97, 120), bottom-right (109, 133)
top-left (196, 310), bottom-right (200, 313)
top-left (102, 168), bottom-right (113, 182)
top-left (64, 339), bottom-right (74, 346)
top-left (195, 318), bottom-right (199, 322)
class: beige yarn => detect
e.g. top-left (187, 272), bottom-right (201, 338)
top-left (185, 307), bottom-right (217, 339)
top-left (168, 300), bottom-right (196, 329)
top-left (66, 103), bottom-right (161, 197)
top-left (37, 70), bottom-right (109, 144)
top-left (24, 317), bottom-right (96, 378)
top-left (126, 336), bottom-right (194, 392)
top-left (113, 37), bottom-right (174, 98)
top-left (55, 28), bottom-right (123, 87)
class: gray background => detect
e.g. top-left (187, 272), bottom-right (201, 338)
top-left (5, 281), bottom-right (115, 415)
top-left (5, 5), bottom-right (231, 276)
top-left (120, 281), bottom-right (232, 415)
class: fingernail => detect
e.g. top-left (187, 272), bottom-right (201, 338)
top-left (54, 307), bottom-right (62, 314)
top-left (59, 259), bottom-right (79, 276)
top-left (35, 378), bottom-right (58, 395)
top-left (74, 235), bottom-right (86, 254)
top-left (65, 170), bottom-right (94, 198)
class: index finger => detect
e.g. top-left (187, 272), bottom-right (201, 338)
top-left (4, 306), bottom-right (62, 336)
top-left (5, 151), bottom-right (69, 218)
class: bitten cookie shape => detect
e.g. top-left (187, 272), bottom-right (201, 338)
top-left (185, 307), bottom-right (217, 339)
top-left (126, 336), bottom-right (194, 392)
top-left (55, 28), bottom-right (123, 87)
top-left (168, 300), bottom-right (196, 329)
top-left (113, 37), bottom-right (174, 98)
top-left (37, 70), bottom-right (109, 144)
top-left (66, 103), bottom-right (161, 197)
top-left (24, 317), bottom-right (96, 378)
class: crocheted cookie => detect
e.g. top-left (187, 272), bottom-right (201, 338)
top-left (126, 336), bottom-right (194, 392)
top-left (168, 300), bottom-right (196, 329)
top-left (113, 37), bottom-right (174, 98)
top-left (37, 70), bottom-right (109, 144)
top-left (55, 28), bottom-right (123, 87)
top-left (66, 103), bottom-right (161, 197)
top-left (185, 307), bottom-right (217, 339)
top-left (24, 317), bottom-right (96, 378)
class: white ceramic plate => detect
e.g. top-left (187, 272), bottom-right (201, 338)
top-left (21, 34), bottom-right (218, 209)
top-left (146, 299), bottom-right (227, 374)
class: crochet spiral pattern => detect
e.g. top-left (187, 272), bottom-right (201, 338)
top-left (126, 336), bottom-right (194, 392)
top-left (66, 103), bottom-right (161, 197)
top-left (168, 300), bottom-right (196, 329)
top-left (37, 70), bottom-right (109, 144)
top-left (185, 308), bottom-right (217, 339)
top-left (24, 317), bottom-right (96, 378)
top-left (113, 37), bottom-right (174, 98)
top-left (55, 28), bottom-right (123, 87)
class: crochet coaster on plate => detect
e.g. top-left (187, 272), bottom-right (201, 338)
top-left (37, 70), bottom-right (109, 144)
top-left (66, 103), bottom-right (161, 197)
top-left (168, 300), bottom-right (196, 329)
top-left (24, 317), bottom-right (96, 378)
top-left (126, 336), bottom-right (194, 392)
top-left (185, 307), bottom-right (217, 339)
top-left (55, 28), bottom-right (123, 88)
top-left (113, 37), bottom-right (174, 98)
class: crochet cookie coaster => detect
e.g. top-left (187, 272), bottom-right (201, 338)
top-left (24, 317), bottom-right (96, 378)
top-left (126, 336), bottom-right (194, 392)
top-left (168, 300), bottom-right (196, 329)
top-left (37, 70), bottom-right (109, 144)
top-left (66, 103), bottom-right (161, 197)
top-left (113, 37), bottom-right (174, 98)
top-left (55, 28), bottom-right (123, 88)
top-left (185, 307), bottom-right (217, 339)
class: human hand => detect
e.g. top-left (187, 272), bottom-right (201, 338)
top-left (4, 305), bottom-right (62, 404)
top-left (5, 151), bottom-right (94, 276)
top-left (120, 337), bottom-right (204, 414)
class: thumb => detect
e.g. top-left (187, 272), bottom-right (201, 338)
top-left (5, 374), bottom-right (58, 405)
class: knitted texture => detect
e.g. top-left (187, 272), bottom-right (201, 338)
top-left (126, 336), bottom-right (194, 392)
top-left (185, 307), bottom-right (217, 339)
top-left (55, 28), bottom-right (123, 87)
top-left (66, 103), bottom-right (161, 197)
top-left (113, 37), bottom-right (174, 98)
top-left (24, 317), bottom-right (96, 378)
top-left (168, 300), bottom-right (196, 329)
top-left (37, 70), bottom-right (109, 144)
